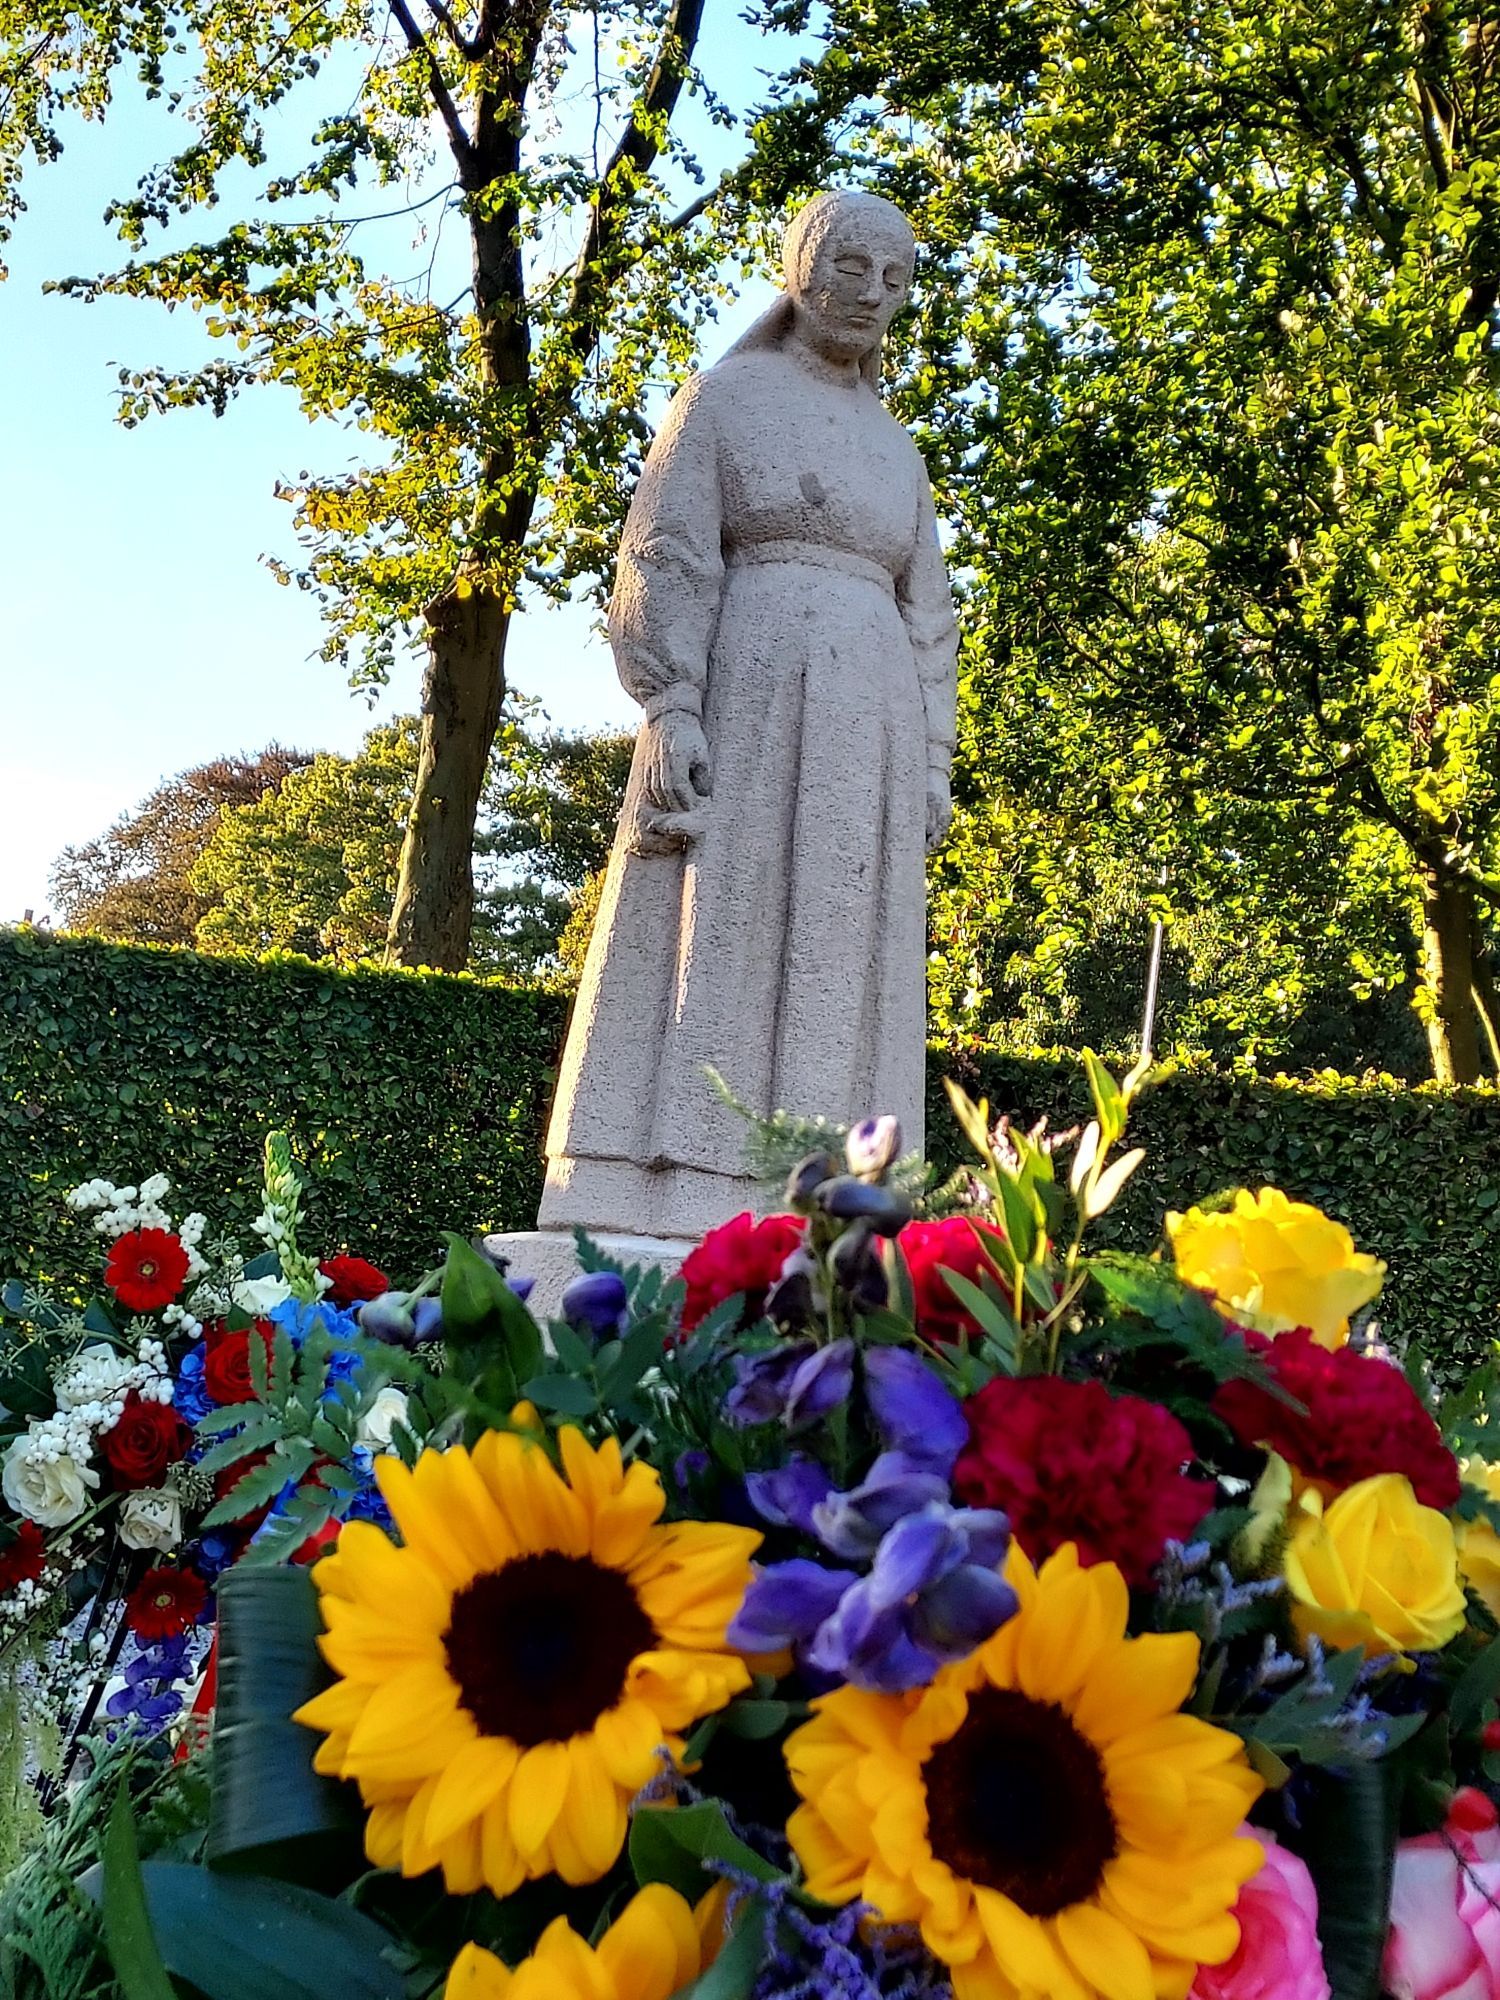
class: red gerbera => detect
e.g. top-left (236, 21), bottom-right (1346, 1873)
top-left (679, 1212), bottom-right (807, 1332)
top-left (103, 1228), bottom-right (189, 1312)
top-left (1213, 1326), bottom-right (1461, 1510)
top-left (317, 1255), bottom-right (390, 1307)
top-left (954, 1375), bottom-right (1213, 1587)
top-left (0, 1522), bottom-right (46, 1593)
top-left (897, 1216), bottom-right (1011, 1343)
top-left (125, 1566), bottom-right (208, 1642)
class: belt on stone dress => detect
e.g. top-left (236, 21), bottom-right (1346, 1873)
top-left (725, 539), bottom-right (897, 594)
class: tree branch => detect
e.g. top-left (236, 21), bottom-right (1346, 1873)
top-left (561, 0), bottom-right (708, 366)
top-left (423, 0), bottom-right (485, 59)
top-left (388, 0), bottom-right (476, 182)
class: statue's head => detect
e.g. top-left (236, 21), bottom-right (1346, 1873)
top-left (782, 190), bottom-right (916, 374)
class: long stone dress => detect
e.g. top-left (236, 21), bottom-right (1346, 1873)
top-left (538, 342), bottom-right (959, 1240)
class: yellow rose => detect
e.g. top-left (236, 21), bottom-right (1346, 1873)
top-left (1167, 1186), bottom-right (1385, 1350)
top-left (1284, 1473), bottom-right (1467, 1657)
top-left (1457, 1459), bottom-right (1500, 1620)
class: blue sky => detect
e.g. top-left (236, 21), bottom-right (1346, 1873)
top-left (0, 9), bottom-right (793, 921)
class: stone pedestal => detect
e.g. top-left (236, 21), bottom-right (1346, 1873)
top-left (483, 1229), bottom-right (697, 1322)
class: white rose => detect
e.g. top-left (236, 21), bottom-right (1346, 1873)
top-left (357, 1387), bottom-right (411, 1455)
top-left (232, 1275), bottom-right (293, 1316)
top-left (118, 1486), bottom-right (183, 1553)
top-left (53, 1343), bottom-right (133, 1411)
top-left (2, 1435), bottom-right (97, 1528)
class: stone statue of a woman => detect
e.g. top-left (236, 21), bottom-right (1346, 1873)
top-left (538, 189), bottom-right (959, 1244)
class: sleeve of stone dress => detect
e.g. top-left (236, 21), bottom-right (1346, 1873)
top-left (899, 472), bottom-right (960, 772)
top-left (606, 374), bottom-right (725, 723)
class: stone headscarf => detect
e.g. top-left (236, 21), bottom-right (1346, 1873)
top-left (721, 188), bottom-right (916, 389)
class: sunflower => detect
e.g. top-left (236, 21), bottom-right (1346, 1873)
top-left (444, 1882), bottom-right (727, 1999)
top-left (785, 1543), bottom-right (1263, 2000)
top-left (295, 1414), bottom-right (759, 1895)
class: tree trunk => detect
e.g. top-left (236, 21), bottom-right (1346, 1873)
top-left (386, 583), bottom-right (512, 971)
top-left (1420, 865), bottom-right (1486, 1084)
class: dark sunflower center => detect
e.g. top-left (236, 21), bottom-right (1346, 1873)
top-left (443, 1552), bottom-right (657, 1747)
top-left (923, 1688), bottom-right (1118, 1916)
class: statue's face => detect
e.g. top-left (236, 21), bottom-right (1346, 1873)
top-left (792, 224), bottom-right (913, 363)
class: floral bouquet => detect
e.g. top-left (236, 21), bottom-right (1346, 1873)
top-left (0, 1137), bottom-right (432, 1840)
top-left (13, 1056), bottom-right (1500, 2000)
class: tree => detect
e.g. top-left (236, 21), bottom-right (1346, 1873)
top-left (190, 713), bottom-right (630, 971)
top-left (192, 722), bottom-right (418, 961)
top-left (478, 711), bottom-right (633, 965)
top-left (7, 1), bottom-right (793, 971)
top-left (752, 0), bottom-right (1500, 1081)
top-left (49, 746), bottom-right (311, 944)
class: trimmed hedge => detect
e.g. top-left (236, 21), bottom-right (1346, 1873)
top-left (4, 931), bottom-right (1499, 1377)
top-left (929, 1050), bottom-right (1500, 1381)
top-left (0, 929), bottom-right (569, 1286)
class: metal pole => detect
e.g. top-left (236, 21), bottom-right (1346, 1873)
top-left (1139, 870), bottom-right (1167, 1062)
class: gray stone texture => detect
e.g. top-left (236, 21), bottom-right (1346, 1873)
top-left (539, 190), bottom-right (959, 1243)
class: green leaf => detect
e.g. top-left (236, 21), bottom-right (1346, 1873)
top-left (1450, 1635), bottom-right (1500, 1735)
top-left (203, 1439), bottom-right (317, 1527)
top-left (720, 1698), bottom-right (799, 1739)
top-left (102, 1782), bottom-right (177, 2000)
top-left (208, 1565), bottom-right (364, 1881)
top-left (935, 1269), bottom-right (1018, 1362)
top-left (520, 1374), bottom-right (598, 1417)
top-left (629, 1802), bottom-right (782, 1904)
top-left (440, 1232), bottom-right (544, 1421)
top-left (88, 1863), bottom-right (402, 2000)
top-left (1298, 1763), bottom-right (1398, 2000)
top-left (669, 1897), bottom-right (769, 2000)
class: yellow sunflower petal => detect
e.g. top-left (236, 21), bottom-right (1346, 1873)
top-left (562, 1733), bottom-right (629, 1881)
top-left (508, 1739), bottom-right (571, 1856)
top-left (424, 1736), bottom-right (521, 1848)
top-left (973, 1888), bottom-right (1087, 2000)
top-left (1067, 1631), bottom-right (1200, 1745)
top-left (595, 1883), bottom-right (705, 2000)
top-left (445, 1944), bottom-right (511, 1998)
top-left (1052, 1901), bottom-right (1155, 2000)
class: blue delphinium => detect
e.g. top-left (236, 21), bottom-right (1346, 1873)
top-left (728, 1345), bottom-right (1018, 1693)
top-left (105, 1637), bottom-right (194, 1734)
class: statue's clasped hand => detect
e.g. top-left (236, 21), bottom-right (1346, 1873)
top-left (637, 692), bottom-right (712, 850)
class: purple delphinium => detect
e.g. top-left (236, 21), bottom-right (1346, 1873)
top-left (105, 1637), bottom-right (194, 1734)
top-left (729, 1499), bottom-right (1015, 1694)
top-left (559, 1270), bottom-right (629, 1341)
top-left (728, 1339), bottom-right (855, 1432)
top-left (731, 1347), bottom-right (1017, 1692)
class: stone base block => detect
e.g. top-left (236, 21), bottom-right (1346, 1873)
top-left (482, 1229), bottom-right (697, 1322)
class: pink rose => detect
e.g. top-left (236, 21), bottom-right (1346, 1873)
top-left (1190, 1829), bottom-right (1331, 2000)
top-left (1385, 1789), bottom-right (1500, 2000)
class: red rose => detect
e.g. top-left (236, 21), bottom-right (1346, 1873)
top-left (203, 1322), bottom-right (274, 1406)
top-left (897, 1216), bottom-right (1011, 1342)
top-left (1213, 1327), bottom-right (1461, 1511)
top-left (100, 1391), bottom-right (190, 1491)
top-left (954, 1375), bottom-right (1213, 1587)
top-left (679, 1212), bottom-right (807, 1332)
top-left (103, 1228), bottom-right (189, 1313)
top-left (318, 1255), bottom-right (390, 1307)
top-left (0, 1521), bottom-right (46, 1593)
top-left (125, 1565), bottom-right (208, 1642)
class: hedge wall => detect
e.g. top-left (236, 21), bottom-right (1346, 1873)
top-left (0, 929), bottom-right (569, 1287)
top-left (5, 931), bottom-right (1499, 1377)
top-left (929, 1050), bottom-right (1500, 1380)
